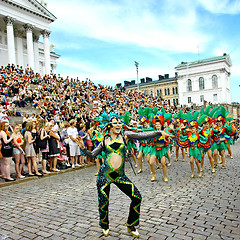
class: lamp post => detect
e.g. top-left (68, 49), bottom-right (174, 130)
top-left (134, 61), bottom-right (139, 93)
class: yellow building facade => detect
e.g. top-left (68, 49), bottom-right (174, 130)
top-left (125, 75), bottom-right (179, 106)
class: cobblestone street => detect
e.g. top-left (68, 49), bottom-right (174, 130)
top-left (0, 141), bottom-right (240, 240)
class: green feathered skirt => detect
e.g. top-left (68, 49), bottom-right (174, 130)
top-left (189, 147), bottom-right (201, 161)
top-left (212, 141), bottom-right (227, 152)
top-left (150, 145), bottom-right (168, 160)
top-left (139, 145), bottom-right (151, 155)
top-left (127, 141), bottom-right (137, 151)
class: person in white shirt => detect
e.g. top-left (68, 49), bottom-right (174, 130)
top-left (67, 119), bottom-right (80, 168)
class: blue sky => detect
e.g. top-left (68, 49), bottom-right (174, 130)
top-left (46, 0), bottom-right (240, 103)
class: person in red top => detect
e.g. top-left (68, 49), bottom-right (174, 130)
top-left (12, 124), bottom-right (25, 179)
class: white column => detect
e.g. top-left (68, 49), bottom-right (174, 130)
top-left (52, 64), bottom-right (56, 74)
top-left (220, 71), bottom-right (226, 104)
top-left (25, 24), bottom-right (35, 71)
top-left (42, 30), bottom-right (51, 75)
top-left (5, 16), bottom-right (16, 65)
top-left (178, 76), bottom-right (184, 105)
top-left (15, 30), bottom-right (24, 67)
top-left (33, 34), bottom-right (40, 73)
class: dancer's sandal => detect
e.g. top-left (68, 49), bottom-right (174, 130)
top-left (102, 228), bottom-right (109, 237)
top-left (151, 175), bottom-right (156, 181)
top-left (126, 223), bottom-right (140, 238)
top-left (212, 168), bottom-right (215, 173)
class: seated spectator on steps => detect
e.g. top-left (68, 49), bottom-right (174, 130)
top-left (12, 94), bottom-right (20, 107)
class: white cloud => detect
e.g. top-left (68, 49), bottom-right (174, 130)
top-left (47, 0), bottom-right (210, 53)
top-left (57, 57), bottom-right (174, 86)
top-left (198, 0), bottom-right (240, 14)
top-left (58, 57), bottom-right (95, 73)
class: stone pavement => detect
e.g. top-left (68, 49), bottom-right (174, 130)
top-left (0, 141), bottom-right (240, 240)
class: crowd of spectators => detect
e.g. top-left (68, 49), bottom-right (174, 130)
top-left (0, 64), bottom-right (239, 182)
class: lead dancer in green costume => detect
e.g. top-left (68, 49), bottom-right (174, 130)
top-left (77, 111), bottom-right (170, 238)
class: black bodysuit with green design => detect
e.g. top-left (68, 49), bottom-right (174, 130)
top-left (82, 130), bottom-right (163, 230)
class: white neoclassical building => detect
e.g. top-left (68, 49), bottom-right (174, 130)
top-left (0, 0), bottom-right (60, 75)
top-left (175, 54), bottom-right (232, 106)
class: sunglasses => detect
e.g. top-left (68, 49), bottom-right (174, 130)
top-left (111, 122), bottom-right (122, 125)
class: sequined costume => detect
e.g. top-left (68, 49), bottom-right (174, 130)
top-left (82, 130), bottom-right (164, 230)
top-left (187, 132), bottom-right (201, 161)
top-left (92, 131), bottom-right (105, 160)
top-left (198, 128), bottom-right (213, 154)
top-left (211, 124), bottom-right (236, 152)
top-left (150, 134), bottom-right (169, 160)
top-left (211, 126), bottom-right (227, 152)
top-left (176, 127), bottom-right (189, 148)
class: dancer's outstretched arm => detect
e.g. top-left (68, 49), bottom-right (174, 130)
top-left (124, 130), bottom-right (172, 141)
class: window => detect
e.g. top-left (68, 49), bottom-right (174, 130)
top-left (157, 90), bottom-right (159, 96)
top-left (199, 77), bottom-right (205, 90)
top-left (165, 89), bottom-right (167, 95)
top-left (200, 95), bottom-right (204, 102)
top-left (213, 94), bottom-right (217, 102)
top-left (173, 99), bottom-right (176, 105)
top-left (176, 87), bottom-right (178, 94)
top-left (172, 88), bottom-right (175, 94)
top-left (168, 100), bottom-right (170, 105)
top-left (151, 91), bottom-right (153, 96)
top-left (187, 79), bottom-right (192, 92)
top-left (188, 97), bottom-right (191, 103)
top-left (167, 88), bottom-right (170, 95)
top-left (160, 89), bottom-right (162, 96)
top-left (212, 75), bottom-right (218, 88)
top-left (176, 98), bottom-right (178, 105)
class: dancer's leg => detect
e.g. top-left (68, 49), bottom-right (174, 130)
top-left (115, 176), bottom-right (142, 227)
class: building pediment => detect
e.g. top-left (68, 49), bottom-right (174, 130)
top-left (1, 0), bottom-right (56, 22)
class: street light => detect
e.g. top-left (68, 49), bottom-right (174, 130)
top-left (134, 61), bottom-right (139, 93)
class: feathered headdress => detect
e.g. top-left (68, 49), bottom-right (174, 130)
top-left (97, 111), bottom-right (119, 130)
top-left (119, 112), bottom-right (131, 130)
top-left (173, 109), bottom-right (184, 124)
top-left (138, 106), bottom-right (151, 124)
top-left (185, 111), bottom-right (199, 128)
top-left (198, 106), bottom-right (218, 126)
top-left (213, 106), bottom-right (231, 123)
top-left (151, 107), bottom-right (172, 126)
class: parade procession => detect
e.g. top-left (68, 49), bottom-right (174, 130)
top-left (1, 0), bottom-right (240, 239)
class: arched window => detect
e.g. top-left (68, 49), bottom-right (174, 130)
top-left (167, 88), bottom-right (170, 95)
top-left (157, 90), bottom-right (159, 96)
top-left (199, 77), bottom-right (205, 90)
top-left (165, 89), bottom-right (167, 95)
top-left (160, 89), bottom-right (162, 96)
top-left (176, 87), bottom-right (178, 94)
top-left (172, 87), bottom-right (175, 94)
top-left (187, 79), bottom-right (192, 92)
top-left (212, 75), bottom-right (218, 88)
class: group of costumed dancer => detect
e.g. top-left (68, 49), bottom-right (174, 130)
top-left (76, 105), bottom-right (237, 238)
